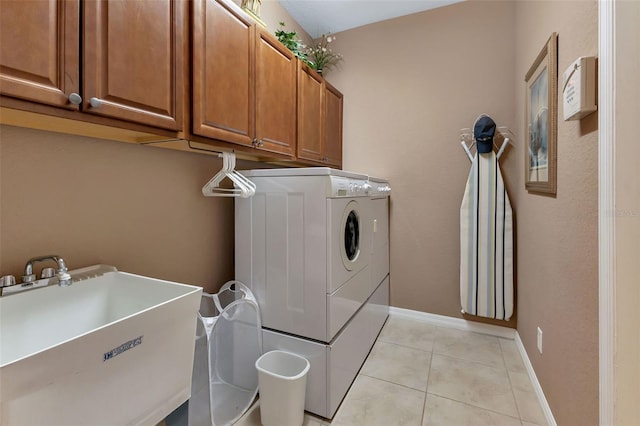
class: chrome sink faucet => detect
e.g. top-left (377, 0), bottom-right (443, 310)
top-left (22, 255), bottom-right (73, 286)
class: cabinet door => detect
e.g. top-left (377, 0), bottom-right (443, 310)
top-left (83, 0), bottom-right (184, 130)
top-left (255, 28), bottom-right (296, 156)
top-left (323, 82), bottom-right (343, 168)
top-left (297, 63), bottom-right (323, 163)
top-left (0, 0), bottom-right (80, 110)
top-left (192, 0), bottom-right (254, 147)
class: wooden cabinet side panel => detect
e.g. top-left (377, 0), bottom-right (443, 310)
top-left (0, 0), bottom-right (79, 109)
top-left (255, 29), bottom-right (296, 157)
top-left (192, 0), bottom-right (254, 146)
top-left (323, 82), bottom-right (343, 168)
top-left (296, 63), bottom-right (323, 162)
top-left (83, 0), bottom-right (184, 130)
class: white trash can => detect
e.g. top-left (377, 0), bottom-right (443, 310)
top-left (255, 350), bottom-right (310, 426)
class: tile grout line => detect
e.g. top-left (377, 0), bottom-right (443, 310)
top-left (427, 349), bottom-right (522, 420)
top-left (376, 337), bottom-right (435, 354)
top-left (420, 332), bottom-right (437, 426)
top-left (430, 348), bottom-right (507, 371)
top-left (380, 323), bottom-right (508, 369)
top-left (427, 327), bottom-right (509, 423)
top-left (357, 371), bottom-right (428, 394)
top-left (425, 352), bottom-right (523, 420)
top-left (425, 391), bottom-right (523, 423)
top-left (500, 338), bottom-right (525, 422)
top-left (431, 351), bottom-right (510, 373)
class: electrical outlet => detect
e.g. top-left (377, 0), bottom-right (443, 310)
top-left (537, 327), bottom-right (543, 354)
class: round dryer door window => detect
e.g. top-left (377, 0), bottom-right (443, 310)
top-left (340, 201), bottom-right (361, 269)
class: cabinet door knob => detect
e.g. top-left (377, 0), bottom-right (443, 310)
top-left (258, 139), bottom-right (265, 147)
top-left (68, 93), bottom-right (82, 105)
top-left (89, 97), bottom-right (102, 108)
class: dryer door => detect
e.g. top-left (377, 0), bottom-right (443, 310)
top-left (341, 203), bottom-right (361, 269)
top-left (328, 198), bottom-right (370, 294)
top-left (327, 197), bottom-right (372, 338)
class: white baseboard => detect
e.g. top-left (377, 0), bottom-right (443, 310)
top-left (388, 307), bottom-right (555, 425)
top-left (388, 307), bottom-right (516, 339)
top-left (514, 333), bottom-right (557, 426)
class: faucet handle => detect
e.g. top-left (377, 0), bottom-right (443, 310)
top-left (22, 273), bottom-right (36, 283)
top-left (41, 267), bottom-right (56, 279)
top-left (1, 275), bottom-right (16, 288)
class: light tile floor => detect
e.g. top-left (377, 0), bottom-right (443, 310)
top-left (235, 315), bottom-right (547, 426)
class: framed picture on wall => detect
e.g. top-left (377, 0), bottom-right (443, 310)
top-left (524, 32), bottom-right (558, 195)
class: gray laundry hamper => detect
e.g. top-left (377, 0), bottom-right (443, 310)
top-left (188, 281), bottom-right (262, 426)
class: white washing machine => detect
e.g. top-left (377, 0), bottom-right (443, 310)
top-left (235, 167), bottom-right (388, 418)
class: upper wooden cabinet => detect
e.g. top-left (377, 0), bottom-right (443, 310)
top-left (192, 0), bottom-right (254, 147)
top-left (297, 62), bottom-right (323, 163)
top-left (323, 81), bottom-right (343, 167)
top-left (0, 0), bottom-right (342, 164)
top-left (297, 62), bottom-right (343, 168)
top-left (83, 0), bottom-right (185, 130)
top-left (0, 0), bottom-right (80, 110)
top-left (0, 0), bottom-right (185, 131)
top-left (192, 0), bottom-right (296, 157)
top-left (254, 27), bottom-right (296, 157)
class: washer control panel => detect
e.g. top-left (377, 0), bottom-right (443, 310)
top-left (328, 176), bottom-right (370, 197)
top-left (368, 180), bottom-right (392, 197)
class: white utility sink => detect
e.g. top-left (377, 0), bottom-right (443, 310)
top-left (0, 265), bottom-right (202, 425)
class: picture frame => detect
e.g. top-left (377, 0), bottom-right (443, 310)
top-left (524, 32), bottom-right (558, 195)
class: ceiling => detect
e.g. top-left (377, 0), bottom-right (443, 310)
top-left (278, 0), bottom-right (465, 39)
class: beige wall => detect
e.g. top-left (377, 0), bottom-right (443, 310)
top-left (513, 2), bottom-right (599, 424)
top-left (615, 1), bottom-right (640, 423)
top-left (329, 0), bottom-right (599, 424)
top-left (0, 125), bottom-right (242, 294)
top-left (327, 1), bottom-right (518, 328)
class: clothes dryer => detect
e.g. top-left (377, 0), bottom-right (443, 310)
top-left (368, 176), bottom-right (391, 291)
top-left (235, 167), bottom-right (371, 343)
